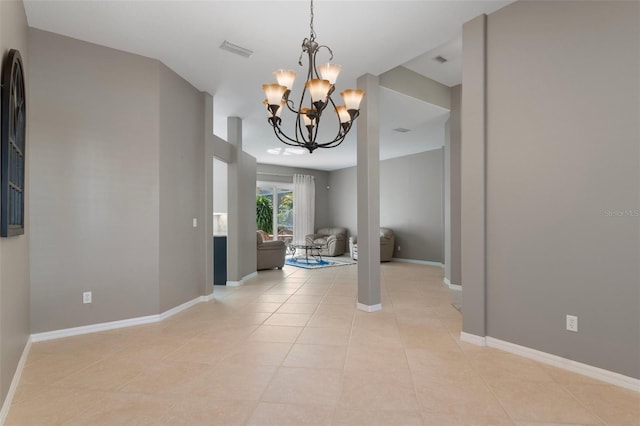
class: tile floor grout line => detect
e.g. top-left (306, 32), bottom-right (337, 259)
top-left (549, 369), bottom-right (610, 426)
top-left (330, 276), bottom-right (359, 425)
top-left (390, 276), bottom-right (439, 424)
top-left (243, 274), bottom-right (326, 424)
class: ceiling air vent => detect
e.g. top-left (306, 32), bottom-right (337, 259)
top-left (433, 55), bottom-right (448, 64)
top-left (219, 40), bottom-right (254, 58)
top-left (393, 128), bottom-right (411, 133)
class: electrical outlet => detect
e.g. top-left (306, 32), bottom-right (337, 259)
top-left (193, 218), bottom-right (197, 227)
top-left (566, 314), bottom-right (578, 332)
top-left (397, 245), bottom-right (401, 252)
top-left (83, 291), bottom-right (92, 304)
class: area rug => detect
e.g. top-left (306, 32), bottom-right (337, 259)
top-left (285, 256), bottom-right (356, 269)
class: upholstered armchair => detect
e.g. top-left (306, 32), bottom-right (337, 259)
top-left (257, 231), bottom-right (286, 270)
top-left (379, 228), bottom-right (395, 262)
top-left (305, 227), bottom-right (347, 257)
top-left (349, 228), bottom-right (395, 262)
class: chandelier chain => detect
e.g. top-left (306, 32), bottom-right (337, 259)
top-left (309, 0), bottom-right (316, 40)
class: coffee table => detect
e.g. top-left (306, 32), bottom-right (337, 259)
top-left (290, 244), bottom-right (322, 264)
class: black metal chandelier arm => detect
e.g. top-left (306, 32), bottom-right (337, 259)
top-left (285, 98), bottom-right (298, 114)
top-left (298, 48), bottom-right (307, 67)
top-left (270, 122), bottom-right (307, 147)
top-left (319, 120), bottom-right (352, 148)
top-left (315, 132), bottom-right (348, 149)
top-left (316, 44), bottom-right (334, 63)
top-left (269, 112), bottom-right (350, 149)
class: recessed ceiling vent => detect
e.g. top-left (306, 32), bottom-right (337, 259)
top-left (433, 55), bottom-right (448, 64)
top-left (393, 127), bottom-right (411, 133)
top-left (220, 40), bottom-right (253, 58)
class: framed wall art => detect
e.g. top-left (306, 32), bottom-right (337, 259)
top-left (1, 49), bottom-right (26, 237)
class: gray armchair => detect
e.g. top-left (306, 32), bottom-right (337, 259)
top-left (257, 231), bottom-right (286, 270)
top-left (349, 228), bottom-right (395, 262)
top-left (379, 228), bottom-right (395, 261)
top-left (305, 227), bottom-right (347, 257)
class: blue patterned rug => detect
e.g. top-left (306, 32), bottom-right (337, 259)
top-left (285, 256), bottom-right (355, 269)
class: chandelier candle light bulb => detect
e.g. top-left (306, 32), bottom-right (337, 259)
top-left (306, 79), bottom-right (331, 104)
top-left (336, 105), bottom-right (351, 125)
top-left (263, 84), bottom-right (287, 114)
top-left (264, 99), bottom-right (285, 119)
top-left (318, 63), bottom-right (342, 85)
top-left (341, 89), bottom-right (365, 117)
top-left (262, 0), bottom-right (364, 153)
top-left (274, 69), bottom-right (296, 91)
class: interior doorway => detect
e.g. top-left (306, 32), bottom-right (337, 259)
top-left (213, 158), bottom-right (228, 285)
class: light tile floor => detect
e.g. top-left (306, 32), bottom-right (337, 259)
top-left (6, 262), bottom-right (639, 425)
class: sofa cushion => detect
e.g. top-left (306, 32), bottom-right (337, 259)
top-left (316, 227), bottom-right (347, 237)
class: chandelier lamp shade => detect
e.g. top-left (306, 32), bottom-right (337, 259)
top-left (262, 0), bottom-right (365, 153)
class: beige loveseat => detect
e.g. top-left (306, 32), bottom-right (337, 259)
top-left (305, 227), bottom-right (347, 257)
top-left (257, 231), bottom-right (286, 270)
top-left (349, 227), bottom-right (395, 262)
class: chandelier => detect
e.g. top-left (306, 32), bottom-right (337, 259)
top-left (262, 0), bottom-right (365, 153)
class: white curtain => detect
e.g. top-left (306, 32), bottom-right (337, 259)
top-left (293, 174), bottom-right (315, 245)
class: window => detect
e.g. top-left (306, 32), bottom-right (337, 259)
top-left (257, 183), bottom-right (294, 245)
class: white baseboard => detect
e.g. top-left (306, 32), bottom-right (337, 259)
top-left (392, 258), bottom-right (444, 268)
top-left (357, 303), bottom-right (382, 313)
top-left (460, 332), bottom-right (639, 392)
top-left (460, 331), bottom-right (487, 346)
top-left (443, 277), bottom-right (462, 291)
top-left (31, 294), bottom-right (206, 342)
top-left (227, 271), bottom-right (259, 287)
top-left (158, 296), bottom-right (204, 321)
top-left (0, 337), bottom-right (32, 424)
top-left (243, 272), bottom-right (258, 281)
top-left (200, 293), bottom-right (215, 302)
top-left (485, 337), bottom-right (640, 392)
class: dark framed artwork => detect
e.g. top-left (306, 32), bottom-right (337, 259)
top-left (1, 49), bottom-right (26, 237)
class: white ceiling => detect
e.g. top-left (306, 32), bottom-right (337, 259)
top-left (24, 0), bottom-right (512, 171)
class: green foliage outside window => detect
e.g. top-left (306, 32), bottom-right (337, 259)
top-left (256, 195), bottom-right (273, 234)
top-left (277, 193), bottom-right (293, 231)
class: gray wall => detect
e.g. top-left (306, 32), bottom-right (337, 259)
top-left (328, 149), bottom-right (444, 263)
top-left (0, 0), bottom-right (29, 405)
top-left (327, 167), bottom-right (357, 238)
top-left (450, 85), bottom-right (461, 285)
top-left (29, 29), bottom-right (160, 331)
top-left (381, 150), bottom-right (443, 263)
top-left (224, 118), bottom-right (257, 282)
top-left (461, 14), bottom-right (487, 337)
top-left (158, 65), bottom-right (205, 312)
top-left (444, 85), bottom-right (462, 285)
top-left (240, 153), bottom-right (257, 278)
top-left (257, 164), bottom-right (331, 230)
top-left (464, 1), bottom-right (640, 378)
top-left (213, 158), bottom-right (227, 213)
top-left (380, 66), bottom-right (451, 110)
top-left (29, 29), bottom-right (207, 332)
